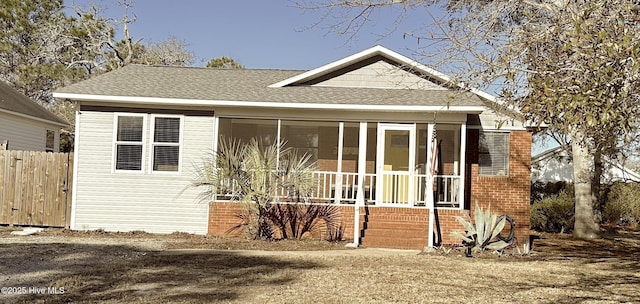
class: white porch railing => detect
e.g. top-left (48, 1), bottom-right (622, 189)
top-left (310, 171), bottom-right (376, 203)
top-left (215, 171), bottom-right (461, 208)
top-left (414, 174), bottom-right (462, 208)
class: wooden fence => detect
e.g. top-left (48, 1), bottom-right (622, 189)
top-left (0, 151), bottom-right (73, 227)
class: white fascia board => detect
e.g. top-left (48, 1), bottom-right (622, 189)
top-left (268, 45), bottom-right (388, 88)
top-left (269, 45), bottom-right (455, 88)
top-left (52, 92), bottom-right (486, 113)
top-left (267, 45), bottom-right (501, 104)
top-left (0, 108), bottom-right (68, 127)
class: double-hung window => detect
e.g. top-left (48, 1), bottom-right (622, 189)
top-left (151, 115), bottom-right (181, 172)
top-left (115, 115), bottom-right (145, 171)
top-left (478, 131), bottom-right (509, 176)
top-left (114, 114), bottom-right (182, 172)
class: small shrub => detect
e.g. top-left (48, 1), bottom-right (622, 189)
top-left (266, 203), bottom-right (342, 240)
top-left (604, 182), bottom-right (640, 226)
top-left (530, 190), bottom-right (574, 233)
top-left (531, 181), bottom-right (572, 204)
top-left (326, 221), bottom-right (345, 242)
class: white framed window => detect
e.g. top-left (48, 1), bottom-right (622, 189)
top-left (114, 114), bottom-right (146, 171)
top-left (478, 131), bottom-right (509, 176)
top-left (151, 115), bottom-right (182, 172)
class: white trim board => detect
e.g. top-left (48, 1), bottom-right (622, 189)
top-left (52, 93), bottom-right (486, 113)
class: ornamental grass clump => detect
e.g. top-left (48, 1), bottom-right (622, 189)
top-left (450, 202), bottom-right (511, 256)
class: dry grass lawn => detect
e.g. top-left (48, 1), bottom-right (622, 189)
top-left (1, 227), bottom-right (639, 303)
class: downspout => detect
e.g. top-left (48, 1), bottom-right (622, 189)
top-left (347, 121), bottom-right (367, 248)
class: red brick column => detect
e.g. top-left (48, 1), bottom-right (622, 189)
top-left (463, 129), bottom-right (532, 246)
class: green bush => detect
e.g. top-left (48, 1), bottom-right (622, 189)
top-left (531, 181), bottom-right (572, 204)
top-left (530, 190), bottom-right (575, 233)
top-left (604, 182), bottom-right (640, 226)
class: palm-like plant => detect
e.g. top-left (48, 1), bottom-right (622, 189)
top-left (191, 137), bottom-right (326, 240)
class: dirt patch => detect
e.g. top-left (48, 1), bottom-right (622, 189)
top-left (0, 227), bottom-right (348, 251)
top-left (1, 227), bottom-right (640, 303)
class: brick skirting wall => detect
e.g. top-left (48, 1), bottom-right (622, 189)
top-left (208, 202), bottom-right (519, 250)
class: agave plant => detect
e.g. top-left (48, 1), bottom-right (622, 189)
top-left (450, 202), bottom-right (511, 255)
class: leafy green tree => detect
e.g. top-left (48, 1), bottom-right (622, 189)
top-left (1, 0), bottom-right (198, 150)
top-left (0, 0), bottom-right (86, 103)
top-left (206, 56), bottom-right (245, 69)
top-left (299, 0), bottom-right (640, 238)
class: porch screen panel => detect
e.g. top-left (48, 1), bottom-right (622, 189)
top-left (438, 124), bottom-right (461, 175)
top-left (341, 123), bottom-right (360, 173)
top-left (478, 131), bottom-right (509, 176)
top-left (416, 124), bottom-right (428, 174)
top-left (218, 118), bottom-right (278, 146)
top-left (280, 120), bottom-right (322, 165)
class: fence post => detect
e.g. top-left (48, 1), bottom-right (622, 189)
top-left (0, 140), bottom-right (7, 150)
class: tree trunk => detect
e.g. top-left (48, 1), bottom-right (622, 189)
top-left (571, 131), bottom-right (599, 239)
top-left (591, 150), bottom-right (604, 223)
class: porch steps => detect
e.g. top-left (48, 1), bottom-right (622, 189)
top-left (360, 227), bottom-right (428, 237)
top-left (359, 213), bottom-right (430, 250)
top-left (362, 221), bottom-right (429, 230)
top-left (359, 236), bottom-right (428, 250)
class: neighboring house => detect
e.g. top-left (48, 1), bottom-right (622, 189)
top-left (0, 81), bottom-right (67, 152)
top-left (52, 46), bottom-right (532, 249)
top-left (532, 146), bottom-right (640, 184)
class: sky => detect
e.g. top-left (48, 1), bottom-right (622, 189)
top-left (65, 0), bottom-right (426, 70)
top-left (63, 0), bottom-right (555, 154)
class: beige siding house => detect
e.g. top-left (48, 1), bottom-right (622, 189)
top-left (53, 46), bottom-right (532, 249)
top-left (69, 110), bottom-right (211, 233)
top-left (0, 81), bottom-right (67, 151)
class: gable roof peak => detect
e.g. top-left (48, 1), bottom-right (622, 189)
top-left (269, 45), bottom-right (454, 88)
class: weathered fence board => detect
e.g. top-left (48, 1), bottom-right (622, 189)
top-left (0, 151), bottom-right (73, 227)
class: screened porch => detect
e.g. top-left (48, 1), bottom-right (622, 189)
top-left (215, 118), bottom-right (466, 209)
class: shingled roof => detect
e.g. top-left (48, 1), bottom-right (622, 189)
top-left (53, 65), bottom-right (486, 108)
top-left (0, 81), bottom-right (67, 126)
top-left (53, 45), bottom-right (502, 111)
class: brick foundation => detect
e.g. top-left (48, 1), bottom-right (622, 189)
top-left (208, 202), bottom-right (510, 250)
